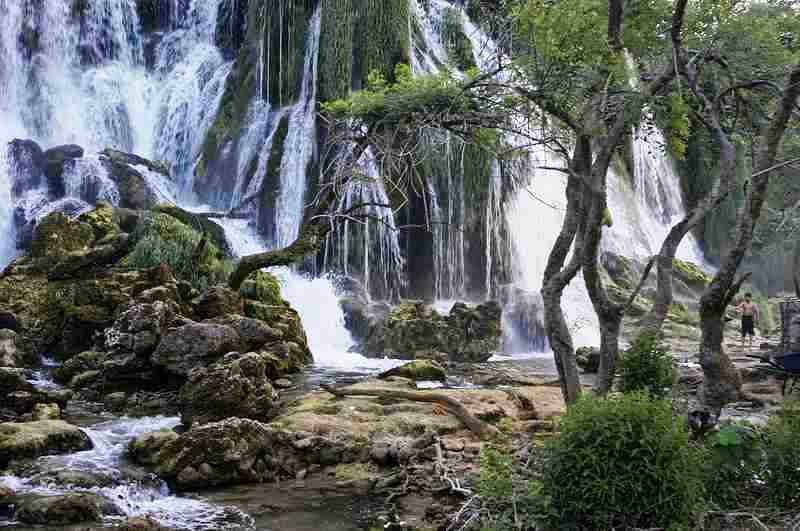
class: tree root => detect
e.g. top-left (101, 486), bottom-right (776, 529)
top-left (321, 384), bottom-right (500, 439)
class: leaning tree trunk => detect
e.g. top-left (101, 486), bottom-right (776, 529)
top-left (698, 64), bottom-right (800, 411)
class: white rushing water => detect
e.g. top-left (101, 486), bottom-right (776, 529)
top-left (214, 218), bottom-right (403, 373)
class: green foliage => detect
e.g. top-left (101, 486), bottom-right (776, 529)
top-left (667, 94), bottom-right (691, 160)
top-left (702, 421), bottom-right (763, 509)
top-left (123, 213), bottom-right (233, 290)
top-left (618, 332), bottom-right (676, 398)
top-left (543, 393), bottom-right (704, 530)
top-left (322, 64), bottom-right (477, 129)
top-left (763, 403), bottom-right (800, 508)
top-left (240, 271), bottom-right (284, 306)
top-left (477, 441), bottom-right (550, 530)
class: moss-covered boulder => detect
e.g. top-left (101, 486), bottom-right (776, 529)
top-left (99, 148), bottom-right (169, 209)
top-left (240, 271), bottom-right (284, 306)
top-left (0, 420), bottom-right (92, 467)
top-left (54, 351), bottom-right (107, 384)
top-left (672, 259), bottom-right (711, 291)
top-left (128, 428), bottom-right (179, 466)
top-left (14, 493), bottom-right (118, 525)
top-left (0, 330), bottom-right (36, 368)
top-left (179, 352), bottom-right (276, 427)
top-left (365, 301), bottom-right (502, 362)
top-left (379, 360), bottom-right (447, 381)
top-left (153, 205), bottom-right (231, 257)
top-left (152, 418), bottom-right (284, 490)
top-left (29, 212), bottom-right (94, 264)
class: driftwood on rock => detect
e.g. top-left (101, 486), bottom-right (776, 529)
top-left (321, 383), bottom-right (500, 439)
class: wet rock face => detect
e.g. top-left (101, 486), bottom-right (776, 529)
top-left (14, 493), bottom-right (119, 525)
top-left (363, 301), bottom-right (503, 362)
top-left (99, 148), bottom-right (164, 210)
top-left (8, 139), bottom-right (44, 197)
top-left (0, 368), bottom-right (70, 420)
top-left (128, 428), bottom-right (180, 467)
top-left (179, 352), bottom-right (276, 427)
top-left (151, 323), bottom-right (241, 377)
top-left (0, 420), bottom-right (92, 468)
top-left (0, 329), bottom-right (36, 367)
top-left (43, 144), bottom-right (85, 198)
top-left (29, 212), bottom-right (94, 263)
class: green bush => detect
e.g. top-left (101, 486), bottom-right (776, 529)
top-left (542, 393), bottom-right (704, 530)
top-left (123, 213), bottom-right (233, 290)
top-left (702, 421), bottom-right (763, 509)
top-left (618, 332), bottom-right (676, 398)
top-left (764, 403), bottom-right (800, 508)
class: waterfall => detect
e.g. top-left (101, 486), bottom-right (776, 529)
top-left (0, 151), bottom-right (15, 268)
top-left (273, 7), bottom-right (321, 248)
top-left (63, 156), bottom-right (121, 206)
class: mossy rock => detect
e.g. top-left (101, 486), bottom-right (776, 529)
top-left (672, 259), bottom-right (711, 290)
top-left (380, 360), bottom-right (447, 381)
top-left (153, 205), bottom-right (231, 257)
top-left (30, 213), bottom-right (94, 263)
top-left (240, 271), bottom-right (284, 306)
top-left (0, 421), bottom-right (92, 468)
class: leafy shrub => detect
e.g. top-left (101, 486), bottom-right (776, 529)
top-left (618, 332), bottom-right (676, 398)
top-left (763, 403), bottom-right (800, 508)
top-left (123, 213), bottom-right (233, 290)
top-left (476, 441), bottom-right (549, 530)
top-left (702, 421), bottom-right (763, 509)
top-left (542, 393), bottom-right (704, 530)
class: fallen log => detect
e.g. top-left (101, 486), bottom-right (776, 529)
top-left (321, 384), bottom-right (500, 439)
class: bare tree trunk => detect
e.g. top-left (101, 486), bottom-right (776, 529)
top-left (541, 137), bottom-right (590, 404)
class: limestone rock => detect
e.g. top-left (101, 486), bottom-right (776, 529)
top-left (0, 329), bottom-right (36, 367)
top-left (380, 360), bottom-right (447, 382)
top-left (0, 420), bottom-right (92, 467)
top-left (154, 417), bottom-right (284, 490)
top-left (54, 351), bottom-right (107, 384)
top-left (128, 428), bottom-right (179, 466)
top-left (179, 352), bottom-right (276, 427)
top-left (576, 347), bottom-right (600, 373)
top-left (366, 301), bottom-right (502, 363)
top-left (31, 403), bottom-right (61, 421)
top-left (99, 148), bottom-right (170, 210)
top-left (151, 323), bottom-right (240, 377)
top-left (194, 286), bottom-right (244, 320)
top-left (30, 212), bottom-right (94, 263)
top-left (103, 301), bottom-right (175, 384)
top-left (8, 138), bottom-right (44, 196)
top-left (0, 367), bottom-right (70, 418)
top-left (14, 493), bottom-right (117, 525)
top-left (207, 314), bottom-right (282, 351)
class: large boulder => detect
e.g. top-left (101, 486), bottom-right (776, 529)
top-left (0, 329), bottom-right (36, 367)
top-left (0, 420), bottom-right (92, 467)
top-left (365, 301), bottom-right (502, 362)
top-left (153, 418), bottom-right (285, 490)
top-left (54, 351), bottom-right (107, 384)
top-left (151, 323), bottom-right (240, 377)
top-left (206, 314), bottom-right (282, 351)
top-left (29, 212), bottom-right (94, 264)
top-left (179, 352), bottom-right (276, 428)
top-left (14, 493), bottom-right (118, 525)
top-left (0, 368), bottom-right (70, 420)
top-left (128, 428), bottom-right (180, 466)
top-left (103, 301), bottom-right (176, 384)
top-left (194, 286), bottom-right (244, 320)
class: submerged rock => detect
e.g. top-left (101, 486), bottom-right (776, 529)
top-left (0, 420), bottom-right (92, 467)
top-left (14, 493), bottom-right (118, 525)
top-left (179, 352), bottom-right (276, 427)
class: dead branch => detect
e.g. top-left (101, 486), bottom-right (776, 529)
top-left (321, 384), bottom-right (500, 439)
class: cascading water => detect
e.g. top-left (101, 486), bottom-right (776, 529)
top-left (273, 8), bottom-right (321, 248)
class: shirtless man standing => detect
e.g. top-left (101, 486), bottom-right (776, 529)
top-left (736, 293), bottom-right (759, 349)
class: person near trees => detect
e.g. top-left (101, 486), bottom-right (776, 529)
top-left (736, 293), bottom-right (760, 349)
